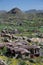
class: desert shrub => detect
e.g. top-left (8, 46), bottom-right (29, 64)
top-left (2, 47), bottom-right (7, 55)
top-left (29, 59), bottom-right (36, 63)
top-left (0, 47), bottom-right (7, 56)
top-left (18, 60), bottom-right (27, 65)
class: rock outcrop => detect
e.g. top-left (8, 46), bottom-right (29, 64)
top-left (0, 60), bottom-right (7, 65)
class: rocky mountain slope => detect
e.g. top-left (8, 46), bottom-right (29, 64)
top-left (0, 7), bottom-right (43, 32)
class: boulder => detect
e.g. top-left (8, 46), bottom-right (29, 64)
top-left (0, 60), bottom-right (7, 65)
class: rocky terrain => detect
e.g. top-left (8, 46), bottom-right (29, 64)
top-left (0, 7), bottom-right (43, 65)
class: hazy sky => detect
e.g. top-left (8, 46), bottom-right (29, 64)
top-left (0, 0), bottom-right (43, 11)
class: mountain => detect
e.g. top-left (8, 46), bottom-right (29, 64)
top-left (8, 7), bottom-right (22, 14)
top-left (8, 7), bottom-right (27, 19)
top-left (0, 10), bottom-right (6, 14)
top-left (25, 9), bottom-right (43, 13)
top-left (0, 7), bottom-right (43, 32)
top-left (0, 8), bottom-right (43, 21)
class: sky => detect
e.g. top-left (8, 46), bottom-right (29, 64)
top-left (0, 0), bottom-right (43, 11)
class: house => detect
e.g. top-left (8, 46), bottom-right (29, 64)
top-left (40, 48), bottom-right (43, 56)
top-left (17, 45), bottom-right (40, 58)
top-left (4, 41), bottom-right (40, 58)
top-left (0, 40), bottom-right (40, 58)
top-left (14, 47), bottom-right (30, 58)
top-left (29, 45), bottom-right (40, 58)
